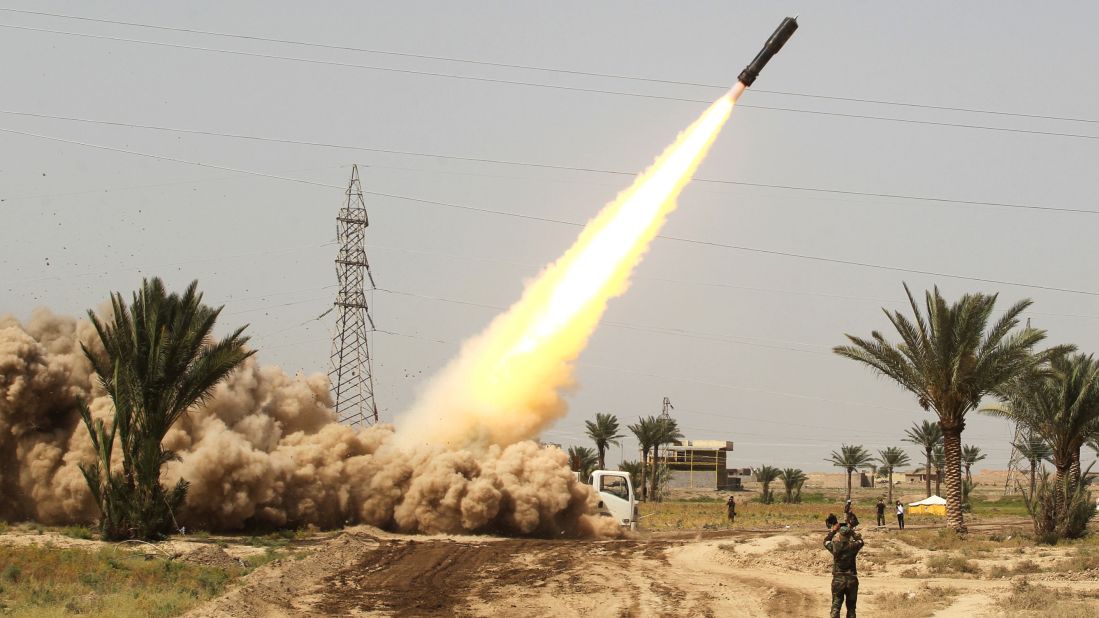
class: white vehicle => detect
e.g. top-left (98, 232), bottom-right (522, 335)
top-left (589, 470), bottom-right (638, 530)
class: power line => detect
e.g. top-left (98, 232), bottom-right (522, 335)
top-left (0, 125), bottom-right (343, 189)
top-left (4, 22), bottom-right (1099, 142)
top-left (370, 191), bottom-right (1099, 297)
top-left (6, 124), bottom-right (1099, 297)
top-left (6, 108), bottom-right (1097, 218)
top-left (372, 286), bottom-right (831, 354)
top-left (3, 6), bottom-right (1096, 126)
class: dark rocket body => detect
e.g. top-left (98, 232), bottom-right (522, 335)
top-left (738, 17), bottom-right (799, 87)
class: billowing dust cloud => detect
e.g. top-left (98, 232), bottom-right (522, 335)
top-left (1, 94), bottom-right (735, 536)
top-left (0, 311), bottom-right (608, 536)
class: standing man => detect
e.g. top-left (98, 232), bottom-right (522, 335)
top-left (726, 495), bottom-right (737, 524)
top-left (824, 519), bottom-right (864, 618)
top-left (875, 498), bottom-right (886, 527)
top-left (843, 499), bottom-right (859, 529)
top-left (895, 500), bottom-right (905, 530)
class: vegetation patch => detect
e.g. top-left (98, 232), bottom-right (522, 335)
top-left (997, 579), bottom-right (1098, 617)
top-left (988, 559), bottom-right (1042, 578)
top-left (59, 525), bottom-right (94, 540)
top-left (1055, 546), bottom-right (1099, 572)
top-left (0, 543), bottom-right (244, 617)
top-left (872, 583), bottom-right (957, 616)
top-left (926, 554), bottom-right (981, 575)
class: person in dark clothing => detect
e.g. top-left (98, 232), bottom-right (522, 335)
top-left (875, 498), bottom-right (886, 527)
top-left (824, 520), bottom-right (864, 618)
top-left (726, 495), bottom-right (736, 523)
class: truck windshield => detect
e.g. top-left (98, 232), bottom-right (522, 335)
top-left (600, 476), bottom-right (629, 500)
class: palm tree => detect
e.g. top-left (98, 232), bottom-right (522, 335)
top-left (835, 284), bottom-right (1054, 532)
top-left (567, 446), bottom-right (598, 481)
top-left (754, 465), bottom-right (781, 504)
top-left (627, 417), bottom-right (658, 501)
top-left (984, 353), bottom-right (1099, 505)
top-left (585, 413), bottom-right (624, 470)
top-left (1012, 432), bottom-right (1053, 496)
top-left (779, 468), bottom-right (807, 503)
top-left (618, 460), bottom-right (643, 495)
top-left (650, 417), bottom-right (683, 501)
top-left (932, 444), bottom-right (945, 496)
top-left (961, 444), bottom-right (987, 483)
top-left (79, 278), bottom-right (253, 540)
top-left (903, 420), bottom-right (942, 498)
top-left (877, 447), bottom-right (911, 505)
top-left (628, 416), bottom-right (678, 501)
top-left (826, 444), bottom-right (874, 501)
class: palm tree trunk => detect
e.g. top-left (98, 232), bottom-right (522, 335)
top-left (1070, 448), bottom-right (1081, 488)
top-left (846, 468), bottom-right (852, 501)
top-left (935, 468), bottom-right (941, 496)
top-left (942, 428), bottom-right (966, 532)
top-left (1054, 460), bottom-right (1072, 518)
top-left (639, 448), bottom-right (649, 501)
top-left (887, 470), bottom-right (894, 505)
top-left (1029, 458), bottom-right (1037, 497)
top-left (649, 443), bottom-right (660, 502)
top-left (597, 445), bottom-right (606, 471)
top-left (924, 448), bottom-right (932, 498)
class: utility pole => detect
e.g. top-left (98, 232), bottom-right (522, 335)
top-left (329, 165), bottom-right (379, 427)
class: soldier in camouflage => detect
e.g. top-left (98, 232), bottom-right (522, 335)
top-left (823, 519), bottom-right (864, 617)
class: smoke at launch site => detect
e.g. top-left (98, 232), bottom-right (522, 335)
top-left (1, 91), bottom-right (735, 537)
top-left (0, 309), bottom-right (612, 536)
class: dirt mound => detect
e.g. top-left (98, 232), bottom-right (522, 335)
top-left (181, 545), bottom-right (243, 569)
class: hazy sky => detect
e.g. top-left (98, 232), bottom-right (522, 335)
top-left (3, 2), bottom-right (1098, 473)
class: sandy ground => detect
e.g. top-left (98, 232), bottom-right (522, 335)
top-left (165, 520), bottom-right (1099, 618)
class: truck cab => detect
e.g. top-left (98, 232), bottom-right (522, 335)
top-left (589, 470), bottom-right (637, 530)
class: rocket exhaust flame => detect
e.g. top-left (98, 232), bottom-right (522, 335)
top-left (398, 14), bottom-right (799, 449)
top-left (397, 92), bottom-right (741, 449)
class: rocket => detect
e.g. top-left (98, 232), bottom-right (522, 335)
top-left (726, 16), bottom-right (798, 103)
top-left (738, 17), bottom-right (799, 87)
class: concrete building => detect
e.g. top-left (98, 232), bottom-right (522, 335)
top-left (656, 439), bottom-right (737, 490)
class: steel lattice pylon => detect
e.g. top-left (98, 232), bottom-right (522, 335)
top-left (329, 165), bottom-right (379, 426)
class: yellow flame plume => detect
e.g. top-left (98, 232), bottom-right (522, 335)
top-left (397, 93), bottom-right (737, 449)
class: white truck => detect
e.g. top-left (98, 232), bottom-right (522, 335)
top-left (584, 470), bottom-right (638, 530)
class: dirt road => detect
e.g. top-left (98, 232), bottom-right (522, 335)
top-left (185, 524), bottom-right (1099, 617)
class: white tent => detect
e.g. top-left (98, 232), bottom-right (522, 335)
top-left (909, 495), bottom-right (947, 506)
top-left (908, 495), bottom-right (946, 515)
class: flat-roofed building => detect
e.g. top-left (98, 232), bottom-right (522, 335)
top-left (652, 439), bottom-right (737, 490)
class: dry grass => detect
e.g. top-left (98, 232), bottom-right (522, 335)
top-left (1053, 546), bottom-right (1099, 573)
top-left (638, 499), bottom-right (945, 530)
top-left (987, 559), bottom-right (1042, 578)
top-left (997, 579), bottom-right (1099, 617)
top-left (872, 583), bottom-right (958, 616)
top-left (896, 528), bottom-right (1028, 552)
top-left (0, 543), bottom-right (243, 617)
top-left (925, 554), bottom-right (981, 575)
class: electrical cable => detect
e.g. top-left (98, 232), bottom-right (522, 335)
top-left (3, 22), bottom-right (1099, 141)
top-left (5, 108), bottom-right (1097, 217)
top-left (6, 122), bottom-right (1097, 297)
top-left (2, 6), bottom-right (1095, 125)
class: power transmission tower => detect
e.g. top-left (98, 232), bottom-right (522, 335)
top-left (329, 164), bottom-right (379, 427)
top-left (659, 396), bottom-right (674, 421)
top-left (1003, 425), bottom-right (1028, 496)
top-left (1002, 317), bottom-right (1032, 495)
